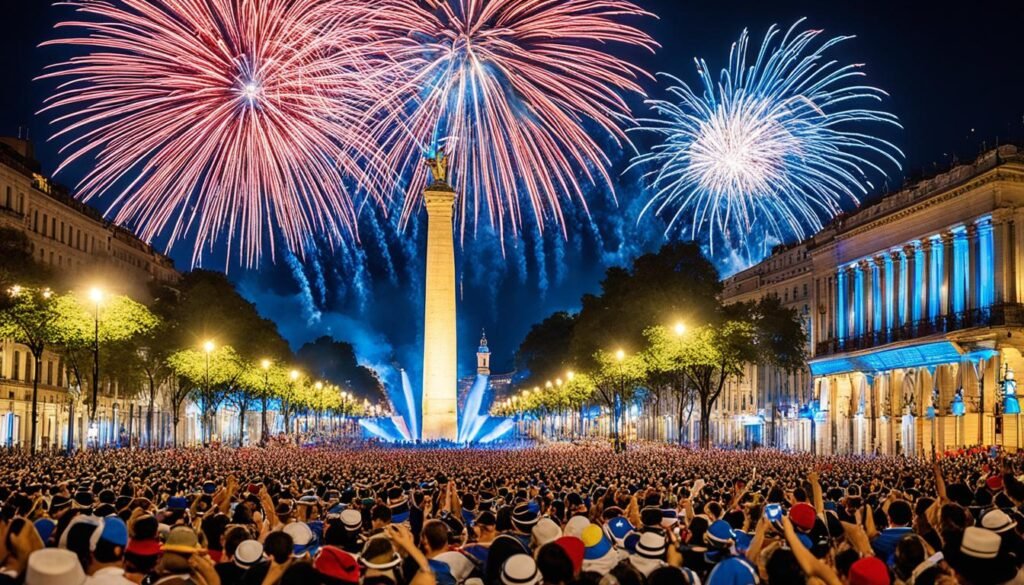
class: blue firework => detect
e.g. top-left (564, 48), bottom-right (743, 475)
top-left (633, 19), bottom-right (903, 255)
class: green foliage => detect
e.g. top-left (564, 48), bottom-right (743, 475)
top-left (296, 336), bottom-right (384, 401)
top-left (515, 312), bottom-right (577, 385)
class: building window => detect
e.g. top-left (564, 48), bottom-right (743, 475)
top-left (42, 214), bottom-right (47, 236)
top-left (51, 218), bottom-right (56, 238)
top-left (17, 194), bottom-right (23, 214)
top-left (60, 221), bottom-right (65, 243)
top-left (13, 351), bottom-right (20, 381)
top-left (33, 210), bottom-right (38, 232)
top-left (3, 186), bottom-right (10, 208)
top-left (0, 350), bottom-right (4, 379)
top-left (46, 361), bottom-right (53, 385)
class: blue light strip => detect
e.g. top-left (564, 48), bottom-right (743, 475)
top-left (809, 341), bottom-right (963, 376)
top-left (836, 269), bottom-right (847, 343)
top-left (930, 236), bottom-right (943, 319)
top-left (872, 261), bottom-right (882, 333)
top-left (978, 218), bottom-right (994, 308)
top-left (913, 243), bottom-right (924, 321)
top-left (952, 228), bottom-right (967, 313)
top-left (854, 266), bottom-right (865, 336)
top-left (884, 253), bottom-right (895, 330)
top-left (899, 250), bottom-right (909, 325)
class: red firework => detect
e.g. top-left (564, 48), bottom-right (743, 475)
top-left (367, 0), bottom-right (658, 241)
top-left (40, 0), bottom-right (388, 265)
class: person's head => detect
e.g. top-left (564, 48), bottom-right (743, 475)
top-left (421, 520), bottom-right (449, 556)
top-left (893, 534), bottom-right (928, 582)
top-left (536, 542), bottom-right (573, 585)
top-left (280, 560), bottom-right (323, 585)
top-left (765, 548), bottom-right (805, 585)
top-left (92, 517), bottom-right (129, 568)
top-left (370, 504), bottom-right (392, 529)
top-left (265, 531), bottom-right (296, 564)
top-left (887, 500), bottom-right (912, 527)
top-left (223, 526), bottom-right (251, 559)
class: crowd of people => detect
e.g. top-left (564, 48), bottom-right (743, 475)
top-left (0, 442), bottom-right (1021, 585)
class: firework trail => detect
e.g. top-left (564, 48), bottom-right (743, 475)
top-left (41, 0), bottom-right (390, 265)
top-left (366, 0), bottom-right (657, 243)
top-left (633, 19), bottom-right (903, 255)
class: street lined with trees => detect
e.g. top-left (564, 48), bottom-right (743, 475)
top-left (502, 243), bottom-right (808, 449)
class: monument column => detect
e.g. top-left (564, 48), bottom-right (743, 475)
top-left (421, 171), bottom-right (459, 442)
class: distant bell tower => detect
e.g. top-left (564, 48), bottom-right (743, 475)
top-left (477, 330), bottom-right (491, 376)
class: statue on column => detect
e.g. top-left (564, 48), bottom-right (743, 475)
top-left (425, 148), bottom-right (449, 186)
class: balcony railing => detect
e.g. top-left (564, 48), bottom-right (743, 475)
top-left (815, 304), bottom-right (1024, 356)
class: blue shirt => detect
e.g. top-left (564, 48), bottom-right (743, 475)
top-left (872, 527), bottom-right (913, 565)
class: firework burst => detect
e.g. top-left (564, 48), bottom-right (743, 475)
top-left (40, 0), bottom-right (389, 265)
top-left (633, 19), bottom-right (903, 254)
top-left (368, 0), bottom-right (657, 241)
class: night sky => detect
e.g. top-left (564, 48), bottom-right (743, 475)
top-left (2, 1), bottom-right (1023, 388)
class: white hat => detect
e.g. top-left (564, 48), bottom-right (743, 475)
top-left (26, 549), bottom-right (86, 585)
top-left (234, 540), bottom-right (264, 568)
top-left (981, 509), bottom-right (1017, 534)
top-left (340, 509), bottom-right (362, 532)
top-left (961, 526), bottom-right (1001, 559)
top-left (531, 518), bottom-right (562, 548)
top-left (501, 554), bottom-right (541, 585)
top-left (564, 516), bottom-right (590, 539)
top-left (435, 551), bottom-right (476, 582)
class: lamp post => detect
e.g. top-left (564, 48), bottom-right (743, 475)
top-left (614, 349), bottom-right (626, 452)
top-left (315, 381), bottom-right (324, 434)
top-left (203, 340), bottom-right (214, 443)
top-left (260, 359), bottom-right (271, 444)
top-left (88, 287), bottom-right (103, 446)
top-left (288, 369), bottom-right (299, 438)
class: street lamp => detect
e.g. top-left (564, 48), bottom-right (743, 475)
top-left (201, 340), bottom-right (214, 443)
top-left (613, 349), bottom-right (626, 451)
top-left (259, 359), bottom-right (271, 444)
top-left (88, 287), bottom-right (104, 445)
top-left (315, 381), bottom-right (324, 434)
top-left (674, 322), bottom-right (686, 336)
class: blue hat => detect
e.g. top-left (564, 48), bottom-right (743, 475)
top-left (34, 518), bottom-right (56, 545)
top-left (622, 532), bottom-right (641, 554)
top-left (98, 517), bottom-right (129, 548)
top-left (581, 525), bottom-right (613, 560)
top-left (706, 520), bottom-right (736, 547)
top-left (733, 531), bottom-right (752, 553)
top-left (166, 496), bottom-right (188, 511)
top-left (605, 517), bottom-right (634, 544)
top-left (707, 556), bottom-right (758, 585)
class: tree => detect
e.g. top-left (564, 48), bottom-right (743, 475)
top-left (0, 285), bottom-right (61, 454)
top-left (643, 325), bottom-right (696, 443)
top-left (676, 322), bottom-right (758, 449)
top-left (51, 291), bottom-right (159, 443)
top-left (589, 349), bottom-right (647, 450)
top-left (571, 242), bottom-right (721, 370)
top-left (296, 337), bottom-right (384, 401)
top-left (167, 345), bottom-right (245, 443)
top-left (515, 312), bottom-right (578, 384)
top-left (0, 228), bottom-right (54, 289)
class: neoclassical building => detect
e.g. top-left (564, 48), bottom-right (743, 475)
top-left (721, 145), bottom-right (1024, 455)
top-left (0, 137), bottom-right (180, 450)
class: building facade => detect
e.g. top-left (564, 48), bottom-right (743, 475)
top-left (0, 137), bottom-right (180, 450)
top-left (721, 145), bottom-right (1024, 455)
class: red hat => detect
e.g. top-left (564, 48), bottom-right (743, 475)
top-left (554, 536), bottom-right (585, 575)
top-left (315, 546), bottom-right (360, 584)
top-left (848, 557), bottom-right (890, 585)
top-left (789, 503), bottom-right (817, 532)
top-left (986, 475), bottom-right (1004, 492)
top-left (125, 538), bottom-right (162, 557)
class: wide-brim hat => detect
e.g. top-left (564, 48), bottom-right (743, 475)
top-left (162, 526), bottom-right (202, 554)
top-left (234, 540), bottom-right (264, 569)
top-left (27, 548), bottom-right (86, 585)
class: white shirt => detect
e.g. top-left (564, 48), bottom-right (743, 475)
top-left (87, 566), bottom-right (134, 585)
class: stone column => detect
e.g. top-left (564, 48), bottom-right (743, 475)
top-left (875, 256), bottom-right (886, 343)
top-left (942, 233), bottom-right (954, 317)
top-left (920, 239), bottom-right (933, 323)
top-left (421, 182), bottom-right (458, 442)
top-left (890, 250), bottom-right (902, 332)
top-left (861, 260), bottom-right (874, 338)
top-left (967, 224), bottom-right (979, 310)
top-left (904, 245), bottom-right (917, 326)
top-left (994, 209), bottom-right (1016, 305)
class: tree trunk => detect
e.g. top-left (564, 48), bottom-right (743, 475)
top-left (677, 392), bottom-right (686, 445)
top-left (30, 354), bottom-right (41, 455)
top-left (172, 416), bottom-right (179, 447)
top-left (699, 402), bottom-right (712, 449)
top-left (66, 400), bottom-right (75, 453)
top-left (261, 397), bottom-right (269, 444)
top-left (147, 377), bottom-right (156, 449)
top-left (238, 402), bottom-right (247, 447)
